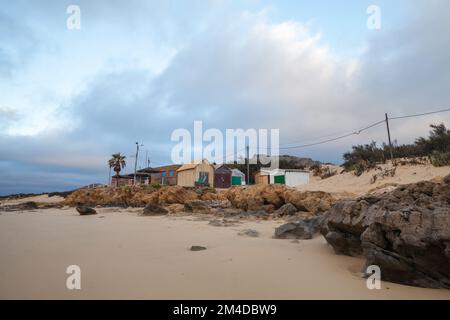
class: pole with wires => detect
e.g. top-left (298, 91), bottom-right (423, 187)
top-left (246, 144), bottom-right (250, 185)
top-left (385, 113), bottom-right (394, 162)
top-left (134, 142), bottom-right (143, 185)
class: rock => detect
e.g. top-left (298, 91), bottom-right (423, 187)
top-left (284, 190), bottom-right (335, 213)
top-left (184, 200), bottom-right (210, 213)
top-left (322, 178), bottom-right (450, 289)
top-left (274, 216), bottom-right (324, 240)
top-left (76, 206), bottom-right (97, 215)
top-left (275, 203), bottom-right (297, 216)
top-left (142, 203), bottom-right (168, 215)
top-left (190, 246), bottom-right (207, 251)
top-left (158, 186), bottom-right (198, 204)
top-left (238, 229), bottom-right (259, 237)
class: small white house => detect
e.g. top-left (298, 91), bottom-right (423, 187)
top-left (257, 168), bottom-right (309, 187)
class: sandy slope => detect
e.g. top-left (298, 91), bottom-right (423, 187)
top-left (297, 164), bottom-right (450, 197)
top-left (0, 209), bottom-right (449, 299)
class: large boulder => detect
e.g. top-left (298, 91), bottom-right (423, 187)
top-left (275, 216), bottom-right (325, 240)
top-left (322, 176), bottom-right (450, 289)
top-left (275, 203), bottom-right (298, 216)
top-left (142, 203), bottom-right (168, 216)
top-left (76, 206), bottom-right (97, 215)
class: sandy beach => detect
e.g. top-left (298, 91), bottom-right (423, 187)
top-left (1, 207), bottom-right (449, 300)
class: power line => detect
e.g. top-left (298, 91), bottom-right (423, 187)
top-left (269, 119), bottom-right (386, 150)
top-left (389, 108), bottom-right (450, 120)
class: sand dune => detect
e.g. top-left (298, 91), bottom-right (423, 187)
top-left (0, 209), bottom-right (449, 299)
top-left (297, 163), bottom-right (450, 197)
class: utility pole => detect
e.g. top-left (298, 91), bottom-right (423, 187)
top-left (246, 145), bottom-right (250, 185)
top-left (108, 166), bottom-right (112, 186)
top-left (385, 113), bottom-right (394, 162)
top-left (134, 142), bottom-right (143, 185)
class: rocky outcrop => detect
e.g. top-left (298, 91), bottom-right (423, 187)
top-left (224, 185), bottom-right (335, 214)
top-left (322, 176), bottom-right (450, 289)
top-left (63, 184), bottom-right (335, 217)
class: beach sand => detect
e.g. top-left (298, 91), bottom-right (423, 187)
top-left (1, 208), bottom-right (449, 299)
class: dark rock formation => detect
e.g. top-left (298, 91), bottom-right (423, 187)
top-left (322, 176), bottom-right (450, 289)
top-left (142, 203), bottom-right (168, 215)
top-left (275, 203), bottom-right (298, 216)
top-left (275, 216), bottom-right (325, 240)
top-left (76, 206), bottom-right (97, 215)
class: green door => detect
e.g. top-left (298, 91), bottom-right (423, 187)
top-left (231, 176), bottom-right (241, 186)
top-left (274, 175), bottom-right (285, 184)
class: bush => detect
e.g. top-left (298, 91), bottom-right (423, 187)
top-left (201, 187), bottom-right (216, 194)
top-left (343, 123), bottom-right (450, 172)
top-left (150, 182), bottom-right (162, 189)
top-left (430, 151), bottom-right (450, 167)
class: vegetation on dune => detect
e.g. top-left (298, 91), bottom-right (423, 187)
top-left (343, 123), bottom-right (450, 175)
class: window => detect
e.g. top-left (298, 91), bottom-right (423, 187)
top-left (161, 171), bottom-right (166, 177)
top-left (198, 172), bottom-right (209, 184)
top-left (168, 170), bottom-right (174, 177)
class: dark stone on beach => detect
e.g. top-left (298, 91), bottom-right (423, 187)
top-left (76, 206), bottom-right (97, 216)
top-left (275, 203), bottom-right (298, 216)
top-left (190, 246), bottom-right (207, 251)
top-left (142, 203), bottom-right (168, 215)
top-left (274, 216), bottom-right (324, 240)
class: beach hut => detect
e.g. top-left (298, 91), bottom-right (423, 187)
top-left (231, 168), bottom-right (246, 186)
top-left (213, 164), bottom-right (232, 188)
top-left (255, 169), bottom-right (271, 185)
top-left (176, 159), bottom-right (214, 187)
top-left (284, 169), bottom-right (310, 187)
top-left (255, 168), bottom-right (310, 187)
top-left (268, 168), bottom-right (286, 184)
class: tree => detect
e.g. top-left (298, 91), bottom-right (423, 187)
top-left (108, 153), bottom-right (126, 186)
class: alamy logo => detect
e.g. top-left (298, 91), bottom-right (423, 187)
top-left (66, 265), bottom-right (81, 290)
top-left (171, 121), bottom-right (280, 168)
top-left (367, 5), bottom-right (381, 30)
top-left (366, 265), bottom-right (381, 289)
top-left (66, 5), bottom-right (81, 30)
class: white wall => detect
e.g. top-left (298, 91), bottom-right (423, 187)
top-left (285, 171), bottom-right (309, 187)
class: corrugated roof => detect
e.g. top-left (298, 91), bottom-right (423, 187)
top-left (177, 159), bottom-right (211, 172)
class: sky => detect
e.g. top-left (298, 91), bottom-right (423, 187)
top-left (1, 0), bottom-right (450, 194)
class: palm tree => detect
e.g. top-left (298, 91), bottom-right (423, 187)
top-left (108, 153), bottom-right (126, 186)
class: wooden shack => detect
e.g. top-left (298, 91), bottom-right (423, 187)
top-left (213, 164), bottom-right (232, 188)
top-left (176, 159), bottom-right (214, 187)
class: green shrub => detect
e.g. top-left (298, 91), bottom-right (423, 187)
top-left (201, 186), bottom-right (216, 194)
top-left (343, 123), bottom-right (450, 173)
top-left (430, 151), bottom-right (450, 167)
top-left (150, 182), bottom-right (162, 189)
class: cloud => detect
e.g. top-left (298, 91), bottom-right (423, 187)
top-left (1, 1), bottom-right (450, 194)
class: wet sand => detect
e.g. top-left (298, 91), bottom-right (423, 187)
top-left (0, 208), bottom-right (449, 299)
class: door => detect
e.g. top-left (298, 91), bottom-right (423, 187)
top-left (231, 176), bottom-right (241, 186)
top-left (274, 175), bottom-right (285, 184)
